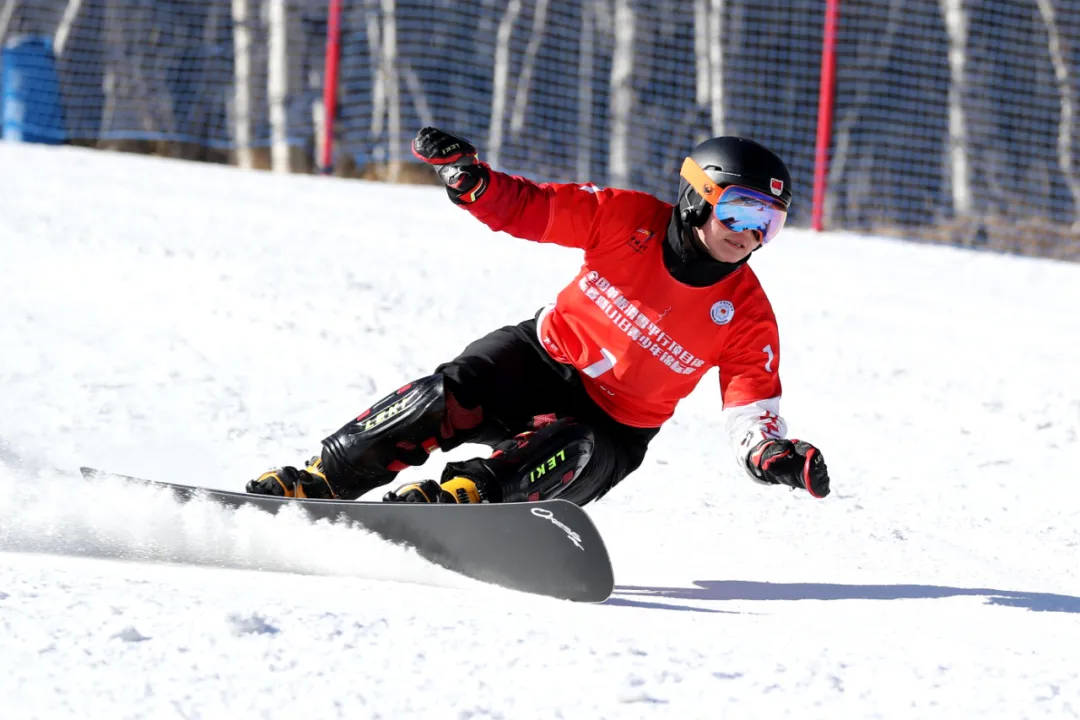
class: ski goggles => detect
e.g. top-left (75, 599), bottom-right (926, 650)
top-left (680, 157), bottom-right (788, 244)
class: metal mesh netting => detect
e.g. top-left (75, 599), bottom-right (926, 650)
top-left (828, 0), bottom-right (1079, 254)
top-left (2, 0), bottom-right (1077, 256)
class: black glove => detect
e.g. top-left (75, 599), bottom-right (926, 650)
top-left (411, 127), bottom-right (490, 204)
top-left (747, 439), bottom-right (830, 498)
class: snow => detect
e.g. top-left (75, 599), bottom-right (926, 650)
top-left (1, 142), bottom-right (1079, 718)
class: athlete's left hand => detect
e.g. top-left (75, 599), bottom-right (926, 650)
top-left (747, 438), bottom-right (830, 498)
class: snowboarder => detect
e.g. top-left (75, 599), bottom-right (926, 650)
top-left (246, 127), bottom-right (831, 505)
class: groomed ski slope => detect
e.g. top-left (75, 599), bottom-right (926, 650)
top-left (1, 143), bottom-right (1079, 719)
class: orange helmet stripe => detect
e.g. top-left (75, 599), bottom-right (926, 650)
top-left (679, 156), bottom-right (725, 205)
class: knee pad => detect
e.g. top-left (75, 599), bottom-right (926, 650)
top-left (443, 417), bottom-right (597, 503)
top-left (321, 374), bottom-right (448, 499)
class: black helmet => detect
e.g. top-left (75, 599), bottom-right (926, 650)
top-left (676, 136), bottom-right (792, 229)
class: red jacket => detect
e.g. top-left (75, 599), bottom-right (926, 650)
top-left (463, 170), bottom-right (786, 446)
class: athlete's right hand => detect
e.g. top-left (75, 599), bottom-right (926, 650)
top-left (411, 127), bottom-right (490, 204)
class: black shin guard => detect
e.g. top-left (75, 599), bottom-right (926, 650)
top-left (320, 374), bottom-right (463, 499)
top-left (442, 417), bottom-right (600, 503)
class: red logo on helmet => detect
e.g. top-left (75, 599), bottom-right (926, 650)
top-left (770, 178), bottom-right (784, 196)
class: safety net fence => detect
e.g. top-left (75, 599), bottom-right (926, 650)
top-left (2, 0), bottom-right (1077, 258)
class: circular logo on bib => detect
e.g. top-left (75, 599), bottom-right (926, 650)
top-left (710, 300), bottom-right (735, 325)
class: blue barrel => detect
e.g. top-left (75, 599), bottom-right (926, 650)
top-left (2, 35), bottom-right (65, 143)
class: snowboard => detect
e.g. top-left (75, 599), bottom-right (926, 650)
top-left (80, 467), bottom-right (614, 602)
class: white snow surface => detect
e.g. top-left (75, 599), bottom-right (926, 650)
top-left (1, 143), bottom-right (1079, 719)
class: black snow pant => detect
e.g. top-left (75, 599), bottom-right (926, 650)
top-left (434, 317), bottom-right (660, 505)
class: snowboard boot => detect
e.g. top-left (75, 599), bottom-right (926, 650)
top-left (383, 475), bottom-right (485, 503)
top-left (246, 456), bottom-right (336, 499)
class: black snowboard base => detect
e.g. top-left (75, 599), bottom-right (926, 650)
top-left (80, 467), bottom-right (614, 602)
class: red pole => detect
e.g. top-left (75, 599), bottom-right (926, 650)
top-left (320, 0), bottom-right (343, 173)
top-left (811, 0), bottom-right (839, 231)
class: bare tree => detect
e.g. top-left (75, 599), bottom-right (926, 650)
top-left (608, 0), bottom-right (634, 187)
top-left (693, 0), bottom-right (725, 134)
top-left (381, 0), bottom-right (400, 180)
top-left (509, 0), bottom-right (550, 136)
top-left (365, 0), bottom-right (383, 138)
top-left (53, 0), bottom-right (84, 55)
top-left (488, 0), bottom-right (522, 168)
top-left (267, 0), bottom-right (289, 171)
top-left (232, 0), bottom-right (254, 168)
top-left (576, 2), bottom-right (596, 179)
top-left (0, 0), bottom-right (18, 44)
top-left (400, 61), bottom-right (434, 128)
top-left (940, 0), bottom-right (972, 217)
top-left (364, 0), bottom-right (401, 179)
top-left (693, 0), bottom-right (709, 107)
top-left (100, 0), bottom-right (178, 143)
top-left (707, 0), bottom-right (725, 135)
top-left (1034, 0), bottom-right (1079, 225)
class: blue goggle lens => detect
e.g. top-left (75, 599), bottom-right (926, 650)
top-left (712, 185), bottom-right (788, 244)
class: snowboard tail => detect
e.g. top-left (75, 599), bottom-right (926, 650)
top-left (80, 467), bottom-right (614, 602)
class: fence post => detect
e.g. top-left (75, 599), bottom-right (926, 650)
top-left (320, 0), bottom-right (343, 173)
top-left (812, 0), bottom-right (839, 232)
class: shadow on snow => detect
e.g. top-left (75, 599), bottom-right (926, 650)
top-left (606, 580), bottom-right (1080, 614)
